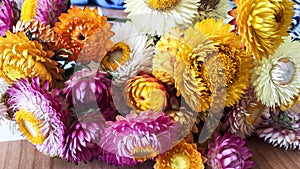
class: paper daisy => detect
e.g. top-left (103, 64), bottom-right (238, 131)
top-left (208, 132), bottom-right (256, 169)
top-left (154, 140), bottom-right (206, 169)
top-left (0, 78), bottom-right (9, 98)
top-left (0, 102), bottom-right (8, 125)
top-left (102, 22), bottom-right (154, 86)
top-left (63, 68), bottom-right (118, 121)
top-left (123, 74), bottom-right (168, 112)
top-left (152, 27), bottom-right (185, 85)
top-left (62, 112), bottom-right (107, 164)
top-left (195, 18), bottom-right (253, 107)
top-left (7, 77), bottom-right (69, 156)
top-left (53, 6), bottom-right (113, 61)
top-left (99, 111), bottom-right (178, 163)
top-left (252, 37), bottom-right (300, 108)
top-left (224, 87), bottom-right (266, 138)
top-left (256, 108), bottom-right (300, 150)
top-left (124, 0), bottom-right (200, 34)
top-left (236, 0), bottom-right (294, 60)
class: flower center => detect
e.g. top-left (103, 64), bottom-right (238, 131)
top-left (102, 42), bottom-right (131, 71)
top-left (15, 109), bottom-right (45, 145)
top-left (170, 154), bottom-right (191, 169)
top-left (271, 58), bottom-right (296, 85)
top-left (131, 145), bottom-right (159, 162)
top-left (247, 102), bottom-right (263, 124)
top-left (147, 0), bottom-right (180, 11)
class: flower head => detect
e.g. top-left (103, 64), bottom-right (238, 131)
top-left (102, 22), bottom-right (154, 86)
top-left (252, 37), bottom-right (300, 108)
top-left (290, 0), bottom-right (300, 40)
top-left (224, 87), bottom-right (266, 138)
top-left (0, 0), bottom-right (20, 36)
top-left (207, 132), bottom-right (256, 169)
top-left (152, 27), bottom-right (184, 85)
top-left (236, 0), bottom-right (294, 60)
top-left (256, 108), bottom-right (300, 150)
top-left (7, 77), bottom-right (69, 156)
top-left (124, 0), bottom-right (200, 34)
top-left (62, 112), bottom-right (107, 164)
top-left (154, 140), bottom-right (206, 169)
top-left (0, 31), bottom-right (64, 87)
top-left (123, 74), bottom-right (168, 112)
top-left (195, 18), bottom-right (253, 107)
top-left (64, 68), bottom-right (118, 121)
top-left (99, 111), bottom-right (177, 163)
top-left (0, 102), bottom-right (8, 124)
top-left (35, 0), bottom-right (69, 26)
top-left (53, 6), bottom-right (113, 61)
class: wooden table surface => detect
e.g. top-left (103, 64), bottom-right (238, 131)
top-left (0, 137), bottom-right (299, 169)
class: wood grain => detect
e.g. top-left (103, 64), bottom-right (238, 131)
top-left (0, 137), bottom-right (299, 169)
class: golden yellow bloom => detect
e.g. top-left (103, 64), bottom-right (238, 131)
top-left (0, 31), bottom-right (63, 87)
top-left (102, 42), bottom-right (131, 71)
top-left (53, 6), bottom-right (113, 62)
top-left (154, 140), bottom-right (206, 169)
top-left (175, 26), bottom-right (228, 113)
top-left (152, 27), bottom-right (184, 85)
top-left (236, 0), bottom-right (294, 60)
top-left (15, 109), bottom-right (45, 145)
top-left (195, 18), bottom-right (253, 106)
top-left (123, 74), bottom-right (168, 112)
top-left (21, 0), bottom-right (37, 22)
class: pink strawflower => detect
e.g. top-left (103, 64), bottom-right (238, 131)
top-left (35, 0), bottom-right (69, 26)
top-left (64, 68), bottom-right (118, 121)
top-left (256, 108), bottom-right (300, 150)
top-left (62, 111), bottom-right (107, 164)
top-left (208, 132), bottom-right (256, 169)
top-left (99, 111), bottom-right (178, 166)
top-left (7, 77), bottom-right (69, 156)
top-left (0, 0), bottom-right (20, 36)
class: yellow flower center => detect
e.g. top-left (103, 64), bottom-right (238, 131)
top-left (15, 109), bottom-right (45, 145)
top-left (147, 0), bottom-right (180, 11)
top-left (3, 65), bottom-right (26, 83)
top-left (271, 58), bottom-right (296, 85)
top-left (170, 154), bottom-right (191, 169)
top-left (131, 145), bottom-right (159, 162)
top-left (102, 42), bottom-right (131, 71)
top-left (247, 102), bottom-right (263, 125)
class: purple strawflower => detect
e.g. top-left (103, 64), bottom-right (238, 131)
top-left (208, 132), bottom-right (256, 169)
top-left (64, 68), bottom-right (118, 121)
top-left (0, 0), bottom-right (20, 36)
top-left (35, 0), bottom-right (69, 26)
top-left (98, 111), bottom-right (178, 166)
top-left (62, 111), bottom-right (107, 164)
top-left (7, 77), bottom-right (69, 156)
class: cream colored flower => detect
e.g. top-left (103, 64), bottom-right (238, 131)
top-left (124, 0), bottom-right (200, 34)
top-left (252, 37), bottom-right (300, 108)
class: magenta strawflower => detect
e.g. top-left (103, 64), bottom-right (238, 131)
top-left (0, 0), bottom-right (20, 36)
top-left (35, 0), bottom-right (69, 26)
top-left (99, 111), bottom-right (178, 166)
top-left (62, 111), bottom-right (107, 164)
top-left (208, 132), bottom-right (256, 169)
top-left (64, 68), bottom-right (118, 121)
top-left (7, 77), bottom-right (69, 156)
top-left (256, 108), bottom-right (300, 150)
